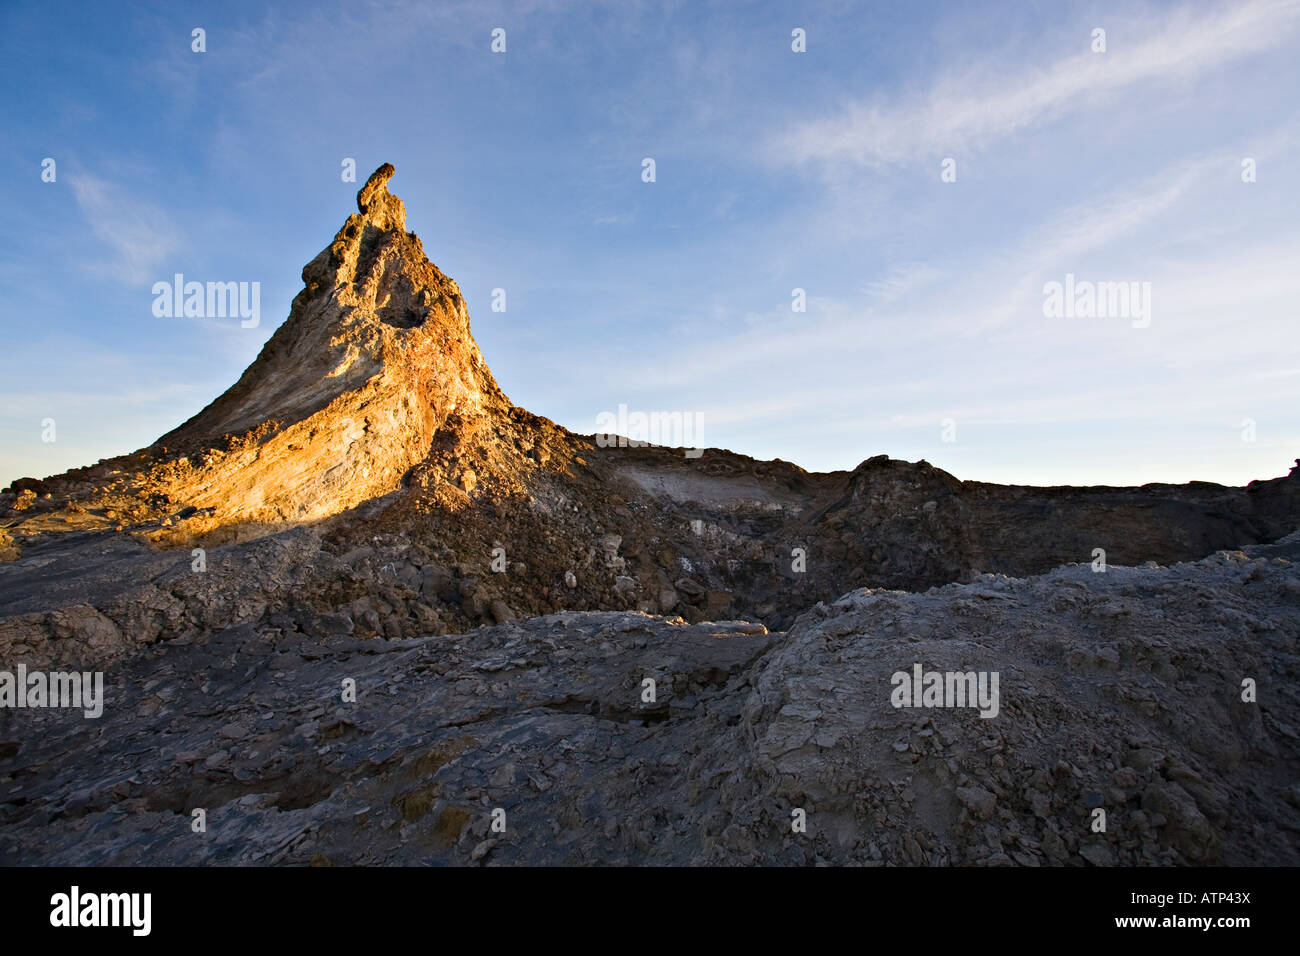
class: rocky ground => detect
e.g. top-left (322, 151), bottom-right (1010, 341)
top-left (1, 534), bottom-right (1295, 865)
top-left (2, 164), bottom-right (1297, 865)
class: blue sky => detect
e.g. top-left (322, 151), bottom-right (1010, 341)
top-left (2, 0), bottom-right (1298, 488)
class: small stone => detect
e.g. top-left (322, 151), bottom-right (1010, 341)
top-left (956, 785), bottom-right (997, 820)
top-left (1079, 843), bottom-right (1116, 866)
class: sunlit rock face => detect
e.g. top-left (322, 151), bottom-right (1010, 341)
top-left (145, 163), bottom-right (513, 535)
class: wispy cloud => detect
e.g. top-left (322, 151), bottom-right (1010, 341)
top-left (964, 156), bottom-right (1216, 333)
top-left (70, 173), bottom-right (182, 285)
top-left (864, 265), bottom-right (945, 306)
top-left (772, 0), bottom-right (1300, 168)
